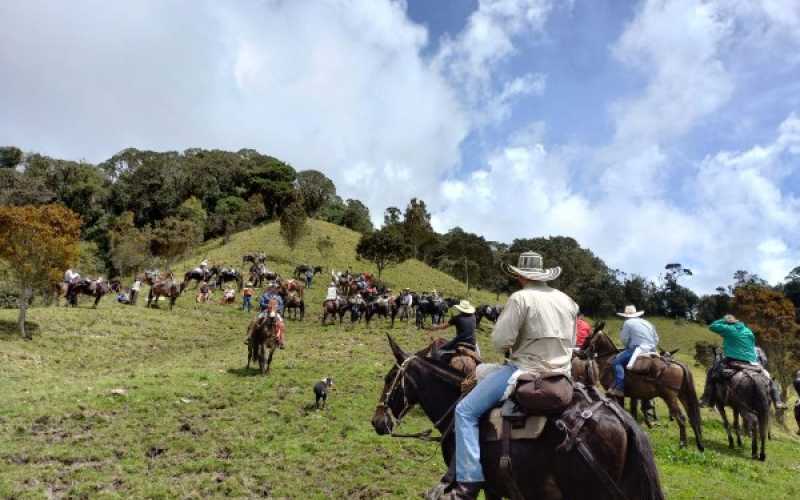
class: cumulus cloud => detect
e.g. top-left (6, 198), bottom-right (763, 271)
top-left (0, 0), bottom-right (467, 215)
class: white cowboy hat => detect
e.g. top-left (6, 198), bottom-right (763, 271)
top-left (453, 299), bottom-right (476, 315)
top-left (501, 251), bottom-right (561, 282)
top-left (617, 305), bottom-right (645, 318)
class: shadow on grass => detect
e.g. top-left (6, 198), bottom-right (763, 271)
top-left (0, 319), bottom-right (40, 339)
top-left (226, 367), bottom-right (263, 377)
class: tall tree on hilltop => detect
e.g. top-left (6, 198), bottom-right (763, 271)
top-left (0, 204), bottom-right (81, 338)
top-left (279, 200), bottom-right (308, 251)
top-left (403, 198), bottom-right (434, 259)
top-left (340, 199), bottom-right (373, 234)
top-left (356, 226), bottom-right (411, 279)
top-left (384, 206), bottom-right (402, 226)
top-left (733, 284), bottom-right (800, 401)
top-left (296, 170), bottom-right (336, 217)
top-left (0, 146), bottom-right (23, 169)
top-left (108, 212), bottom-right (152, 276)
top-left (659, 263), bottom-right (698, 319)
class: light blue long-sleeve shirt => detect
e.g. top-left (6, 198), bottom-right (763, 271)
top-left (619, 318), bottom-right (659, 350)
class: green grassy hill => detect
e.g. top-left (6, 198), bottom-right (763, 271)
top-left (1, 222), bottom-right (799, 498)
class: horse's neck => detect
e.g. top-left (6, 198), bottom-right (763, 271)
top-left (410, 363), bottom-right (462, 431)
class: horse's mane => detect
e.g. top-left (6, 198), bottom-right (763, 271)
top-left (413, 342), bottom-right (468, 381)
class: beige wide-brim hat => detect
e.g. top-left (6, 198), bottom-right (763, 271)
top-left (617, 305), bottom-right (645, 318)
top-left (501, 251), bottom-right (561, 282)
top-left (453, 300), bottom-right (476, 315)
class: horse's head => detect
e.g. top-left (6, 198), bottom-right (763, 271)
top-left (584, 326), bottom-right (618, 358)
top-left (372, 336), bottom-right (419, 435)
top-left (372, 336), bottom-right (463, 436)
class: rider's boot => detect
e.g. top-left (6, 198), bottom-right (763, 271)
top-left (699, 366), bottom-right (716, 407)
top-left (770, 380), bottom-right (788, 410)
top-left (440, 482), bottom-right (483, 500)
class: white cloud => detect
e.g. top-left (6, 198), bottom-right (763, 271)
top-left (0, 0), bottom-right (467, 217)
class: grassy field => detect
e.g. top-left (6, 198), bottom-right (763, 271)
top-left (1, 221), bottom-right (799, 499)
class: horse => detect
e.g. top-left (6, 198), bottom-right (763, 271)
top-left (66, 279), bottom-right (110, 308)
top-left (475, 304), bottom-right (503, 329)
top-left (279, 278), bottom-right (305, 300)
top-left (147, 275), bottom-right (182, 311)
top-left (372, 336), bottom-right (665, 500)
top-left (709, 350), bottom-right (772, 460)
top-left (183, 266), bottom-right (216, 289)
top-left (242, 252), bottom-right (266, 266)
top-left (216, 267), bottom-right (242, 289)
top-left (246, 300), bottom-right (279, 375)
top-left (582, 329), bottom-right (704, 451)
top-left (294, 264), bottom-right (323, 279)
top-left (365, 296), bottom-right (392, 326)
top-left (322, 298), bottom-right (348, 325)
top-left (415, 296), bottom-right (449, 328)
top-left (284, 291), bottom-right (305, 320)
top-left (794, 370), bottom-right (800, 435)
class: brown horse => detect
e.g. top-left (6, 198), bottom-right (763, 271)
top-left (321, 298), bottom-right (347, 325)
top-left (710, 354), bottom-right (772, 460)
top-left (279, 278), bottom-right (305, 300)
top-left (284, 291), bottom-right (305, 320)
top-left (372, 337), bottom-right (664, 500)
top-left (146, 275), bottom-right (182, 310)
top-left (66, 279), bottom-right (109, 308)
top-left (247, 300), bottom-right (279, 375)
top-left (583, 330), bottom-right (704, 451)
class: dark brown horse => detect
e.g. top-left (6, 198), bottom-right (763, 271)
top-left (243, 252), bottom-right (266, 266)
top-left (247, 300), bottom-right (279, 375)
top-left (279, 278), bottom-right (305, 300)
top-left (372, 337), bottom-right (664, 500)
top-left (583, 330), bottom-right (704, 451)
top-left (66, 279), bottom-right (109, 308)
top-left (710, 352), bottom-right (772, 460)
top-left (147, 275), bottom-right (182, 310)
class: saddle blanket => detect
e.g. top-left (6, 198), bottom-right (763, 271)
top-left (480, 408), bottom-right (546, 442)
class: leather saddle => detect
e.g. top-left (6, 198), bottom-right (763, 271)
top-left (626, 353), bottom-right (667, 377)
top-left (481, 399), bottom-right (547, 442)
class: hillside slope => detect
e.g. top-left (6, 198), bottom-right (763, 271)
top-left (178, 219), bottom-right (500, 305)
top-left (0, 223), bottom-right (798, 498)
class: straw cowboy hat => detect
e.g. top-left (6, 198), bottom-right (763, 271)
top-left (617, 305), bottom-right (645, 318)
top-left (453, 299), bottom-right (476, 315)
top-left (501, 251), bottom-right (561, 282)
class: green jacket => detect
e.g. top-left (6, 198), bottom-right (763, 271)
top-left (709, 319), bottom-right (757, 363)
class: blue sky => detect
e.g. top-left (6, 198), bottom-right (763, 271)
top-left (1, 0), bottom-right (799, 293)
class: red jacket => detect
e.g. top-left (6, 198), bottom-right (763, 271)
top-left (576, 318), bottom-right (592, 348)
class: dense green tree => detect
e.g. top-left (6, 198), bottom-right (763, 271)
top-left (279, 200), bottom-right (308, 250)
top-left (108, 212), bottom-right (152, 276)
top-left (0, 146), bottom-right (23, 169)
top-left (356, 226), bottom-right (411, 279)
top-left (782, 266), bottom-right (800, 320)
top-left (318, 195), bottom-right (346, 225)
top-left (659, 263), bottom-right (699, 319)
top-left (383, 206), bottom-right (402, 226)
top-left (402, 198), bottom-right (434, 259)
top-left (150, 216), bottom-right (202, 265)
top-left (697, 287), bottom-right (732, 324)
top-left (241, 152), bottom-right (296, 218)
top-left (296, 170), bottom-right (336, 217)
top-left (340, 199), bottom-right (373, 234)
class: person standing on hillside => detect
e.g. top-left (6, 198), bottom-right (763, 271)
top-left (242, 283), bottom-right (255, 312)
top-left (305, 268), bottom-right (313, 289)
top-left (441, 252), bottom-right (577, 500)
top-left (130, 278), bottom-right (142, 306)
top-left (575, 313), bottom-right (592, 348)
top-left (607, 306), bottom-right (659, 398)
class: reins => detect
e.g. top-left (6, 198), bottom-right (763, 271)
top-left (376, 355), bottom-right (464, 442)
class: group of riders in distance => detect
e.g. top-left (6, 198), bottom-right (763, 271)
top-left (59, 249), bottom-right (800, 499)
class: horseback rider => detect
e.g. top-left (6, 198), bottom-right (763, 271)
top-left (325, 281), bottom-right (339, 304)
top-left (64, 268), bottom-right (80, 285)
top-left (442, 251), bottom-right (577, 500)
top-left (575, 312), bottom-right (592, 348)
top-left (700, 314), bottom-right (786, 409)
top-left (257, 284), bottom-right (285, 348)
top-left (426, 299), bottom-right (478, 353)
top-left (607, 305), bottom-right (659, 398)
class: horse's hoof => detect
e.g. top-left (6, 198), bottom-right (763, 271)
top-left (759, 453), bottom-right (766, 461)
top-left (697, 444), bottom-right (705, 452)
top-left (423, 483), bottom-right (448, 500)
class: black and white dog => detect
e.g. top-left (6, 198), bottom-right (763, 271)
top-left (314, 377), bottom-right (335, 410)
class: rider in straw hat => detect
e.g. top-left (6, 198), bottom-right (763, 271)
top-left (607, 305), bottom-right (659, 398)
top-left (426, 299), bottom-right (478, 352)
top-left (440, 251), bottom-right (578, 500)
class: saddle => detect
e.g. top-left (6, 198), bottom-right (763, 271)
top-left (626, 352), bottom-right (668, 377)
top-left (481, 400), bottom-right (546, 442)
top-left (721, 360), bottom-right (763, 379)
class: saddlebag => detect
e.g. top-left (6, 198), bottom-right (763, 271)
top-left (513, 372), bottom-right (574, 415)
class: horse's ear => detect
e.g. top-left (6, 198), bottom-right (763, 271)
top-left (593, 320), bottom-right (606, 334)
top-left (386, 334), bottom-right (407, 363)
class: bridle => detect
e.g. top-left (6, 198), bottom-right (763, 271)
top-left (376, 354), bottom-right (464, 442)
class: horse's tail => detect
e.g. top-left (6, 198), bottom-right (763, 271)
top-left (678, 361), bottom-right (703, 445)
top-left (617, 403), bottom-right (666, 500)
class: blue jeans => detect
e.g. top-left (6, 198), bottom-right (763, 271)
top-left (613, 348), bottom-right (635, 390)
top-left (242, 296), bottom-right (252, 312)
top-left (454, 363), bottom-right (517, 482)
